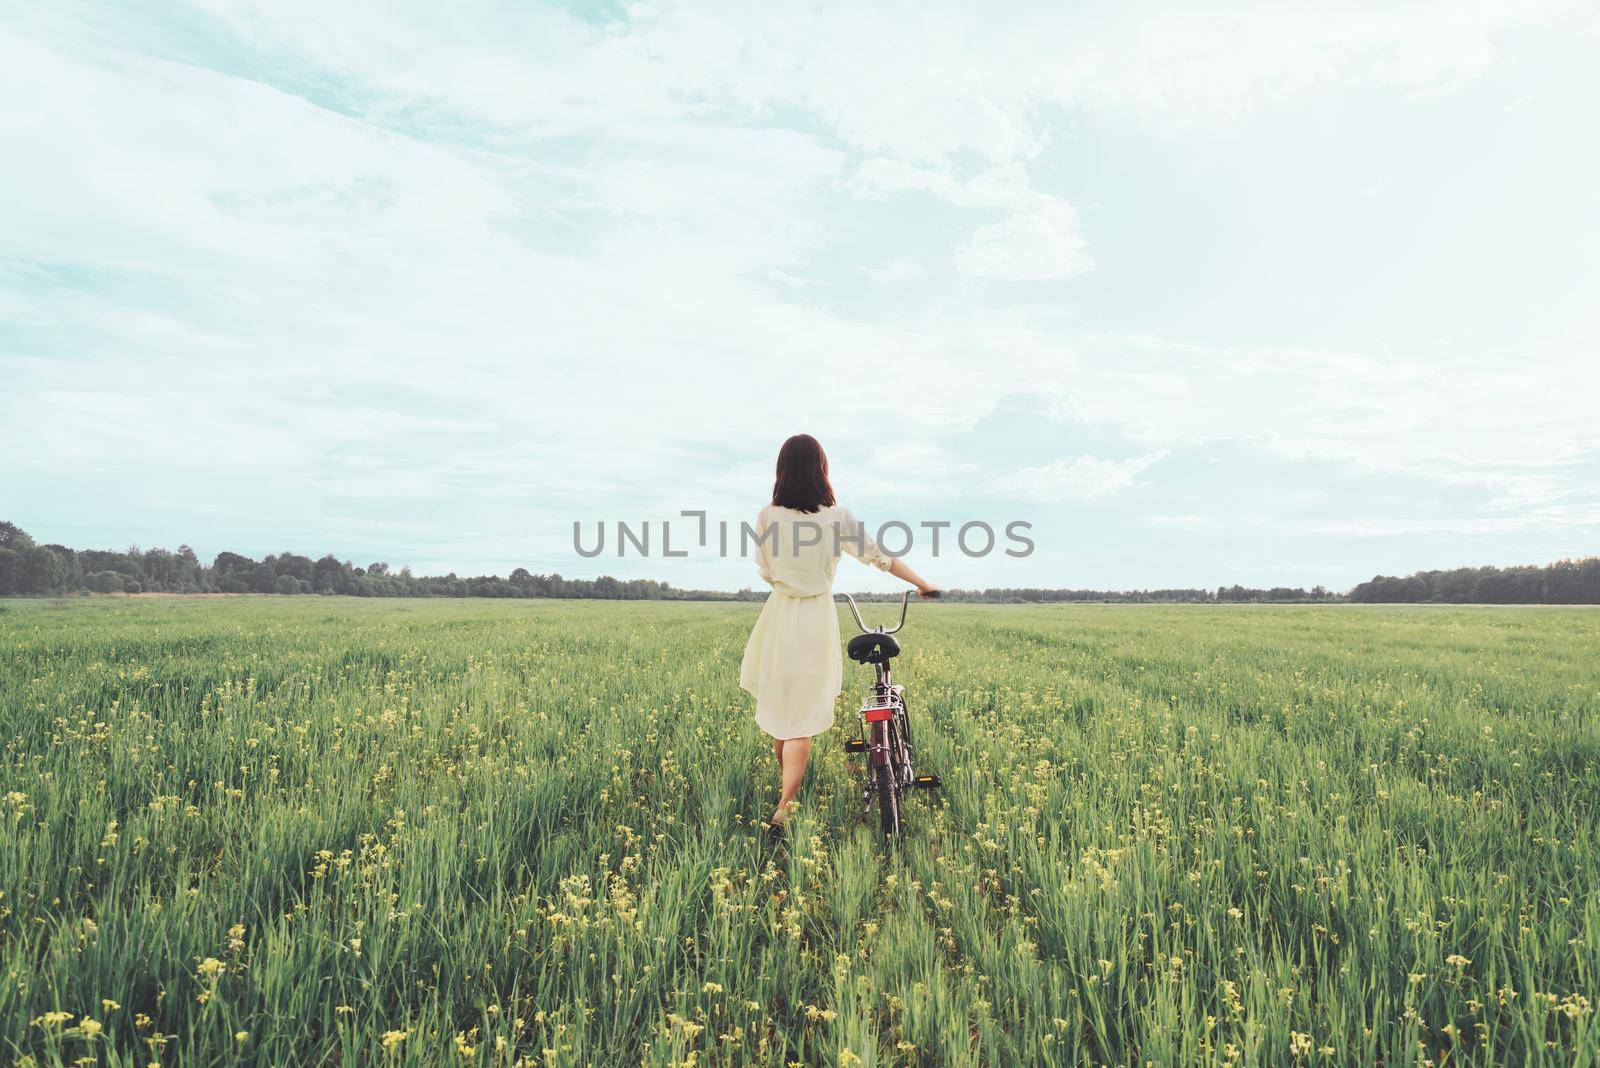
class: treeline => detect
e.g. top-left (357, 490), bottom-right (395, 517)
top-left (0, 519), bottom-right (1335, 603)
top-left (3, 521), bottom-right (1596, 604)
top-left (1349, 558), bottom-right (1600, 604)
top-left (924, 585), bottom-right (1335, 604)
top-left (0, 521), bottom-right (760, 601)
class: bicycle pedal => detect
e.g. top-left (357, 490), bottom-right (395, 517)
top-left (843, 738), bottom-right (867, 753)
top-left (914, 774), bottom-right (941, 789)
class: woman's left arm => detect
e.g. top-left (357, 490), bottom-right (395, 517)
top-left (837, 506), bottom-right (938, 597)
top-left (887, 556), bottom-right (938, 599)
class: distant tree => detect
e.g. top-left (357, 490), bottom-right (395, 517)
top-left (138, 547), bottom-right (178, 591)
top-left (468, 575), bottom-right (513, 597)
top-left (213, 552), bottom-right (256, 578)
top-left (42, 545), bottom-right (83, 589)
top-left (1582, 558), bottom-right (1600, 603)
top-left (17, 545), bottom-right (69, 594)
top-left (86, 570), bottom-right (125, 594)
top-left (174, 545), bottom-right (206, 591)
top-left (1398, 576), bottom-right (1428, 602)
top-left (273, 574), bottom-right (300, 595)
top-left (269, 552), bottom-right (315, 583)
top-left (0, 548), bottom-right (20, 595)
top-left (79, 549), bottom-right (131, 577)
top-left (0, 521), bottom-right (35, 552)
top-left (313, 554), bottom-right (349, 594)
top-left (247, 565), bottom-right (279, 594)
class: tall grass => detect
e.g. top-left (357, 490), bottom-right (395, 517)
top-left (1, 598), bottom-right (1596, 1065)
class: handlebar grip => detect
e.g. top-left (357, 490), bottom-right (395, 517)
top-left (923, 588), bottom-right (942, 599)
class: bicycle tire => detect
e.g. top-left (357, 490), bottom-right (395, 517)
top-left (875, 762), bottom-right (901, 840)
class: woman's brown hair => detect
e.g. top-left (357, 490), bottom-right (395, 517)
top-left (771, 434), bottom-right (835, 513)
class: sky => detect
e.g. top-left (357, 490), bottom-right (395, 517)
top-left (2, 1), bottom-right (1598, 592)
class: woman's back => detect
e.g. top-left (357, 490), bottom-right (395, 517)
top-left (755, 503), bottom-right (890, 598)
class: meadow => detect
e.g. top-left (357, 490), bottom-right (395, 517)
top-left (0, 597), bottom-right (1596, 1067)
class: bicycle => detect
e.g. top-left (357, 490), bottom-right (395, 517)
top-left (838, 589), bottom-right (941, 841)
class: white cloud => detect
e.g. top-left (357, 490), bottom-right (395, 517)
top-left (1303, 502), bottom-right (1600, 538)
top-left (955, 204), bottom-right (1093, 281)
top-left (861, 259), bottom-right (927, 284)
top-left (1014, 332), bottom-right (1600, 483)
top-left (994, 452), bottom-right (1168, 502)
top-left (851, 159), bottom-right (1093, 279)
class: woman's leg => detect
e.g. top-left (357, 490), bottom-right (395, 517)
top-left (772, 736), bottom-right (811, 825)
top-left (773, 737), bottom-right (784, 766)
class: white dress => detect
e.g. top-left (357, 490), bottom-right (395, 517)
top-left (739, 503), bottom-right (894, 739)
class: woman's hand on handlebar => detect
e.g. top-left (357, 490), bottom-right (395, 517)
top-left (888, 557), bottom-right (937, 599)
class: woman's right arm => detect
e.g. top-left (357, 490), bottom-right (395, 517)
top-left (755, 507), bottom-right (775, 585)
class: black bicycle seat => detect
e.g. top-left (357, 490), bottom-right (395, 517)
top-left (847, 631), bottom-right (900, 664)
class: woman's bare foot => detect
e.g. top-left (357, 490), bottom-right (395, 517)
top-left (769, 799), bottom-right (796, 827)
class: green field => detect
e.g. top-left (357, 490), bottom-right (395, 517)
top-left (1, 598), bottom-right (1597, 1066)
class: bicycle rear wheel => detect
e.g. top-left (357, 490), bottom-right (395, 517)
top-left (874, 762), bottom-right (901, 840)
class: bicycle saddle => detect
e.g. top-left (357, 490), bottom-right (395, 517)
top-left (847, 631), bottom-right (900, 664)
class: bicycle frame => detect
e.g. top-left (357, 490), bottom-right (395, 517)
top-left (840, 592), bottom-right (908, 765)
top-left (838, 590), bottom-right (937, 839)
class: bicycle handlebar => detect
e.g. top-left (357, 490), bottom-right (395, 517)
top-left (837, 588), bottom-right (939, 635)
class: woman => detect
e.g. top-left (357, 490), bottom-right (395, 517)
top-left (739, 434), bottom-right (938, 832)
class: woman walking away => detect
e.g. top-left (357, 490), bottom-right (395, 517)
top-left (739, 434), bottom-right (938, 835)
